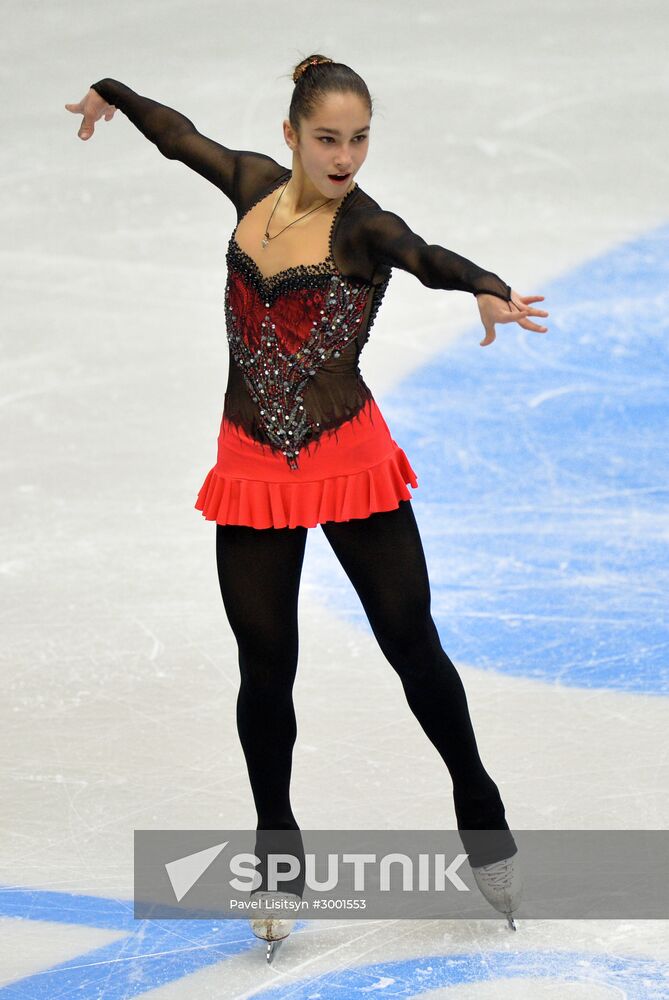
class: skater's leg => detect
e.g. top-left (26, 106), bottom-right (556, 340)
top-left (320, 499), bottom-right (516, 866)
top-left (216, 521), bottom-right (308, 893)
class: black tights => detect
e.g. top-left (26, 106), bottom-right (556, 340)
top-left (215, 499), bottom-right (516, 881)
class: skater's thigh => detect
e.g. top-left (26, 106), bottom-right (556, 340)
top-left (319, 500), bottom-right (432, 626)
top-left (215, 522), bottom-right (308, 646)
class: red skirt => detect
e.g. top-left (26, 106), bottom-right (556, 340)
top-left (194, 396), bottom-right (418, 529)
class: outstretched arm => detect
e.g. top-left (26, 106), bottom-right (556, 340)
top-left (65, 79), bottom-right (285, 204)
top-left (362, 209), bottom-right (548, 346)
top-left (90, 78), bottom-right (239, 196)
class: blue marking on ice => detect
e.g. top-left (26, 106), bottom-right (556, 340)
top-left (251, 949), bottom-right (669, 998)
top-left (322, 222), bottom-right (669, 695)
top-left (0, 885), bottom-right (286, 997)
top-left (1, 889), bottom-right (666, 997)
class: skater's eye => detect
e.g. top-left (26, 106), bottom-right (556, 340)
top-left (317, 135), bottom-right (368, 144)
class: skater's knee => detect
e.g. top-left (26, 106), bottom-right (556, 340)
top-left (371, 594), bottom-right (433, 653)
top-left (238, 643), bottom-right (298, 693)
top-left (230, 614), bottom-right (298, 676)
top-left (377, 615), bottom-right (447, 680)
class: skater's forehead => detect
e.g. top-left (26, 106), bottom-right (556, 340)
top-left (312, 125), bottom-right (371, 134)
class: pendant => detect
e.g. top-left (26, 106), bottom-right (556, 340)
top-left (261, 235), bottom-right (269, 249)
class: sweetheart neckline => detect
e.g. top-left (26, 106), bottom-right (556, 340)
top-left (229, 171), bottom-right (357, 286)
top-left (229, 235), bottom-right (337, 285)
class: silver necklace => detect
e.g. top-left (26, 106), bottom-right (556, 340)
top-left (261, 181), bottom-right (335, 249)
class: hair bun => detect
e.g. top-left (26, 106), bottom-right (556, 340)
top-left (293, 55), bottom-right (334, 84)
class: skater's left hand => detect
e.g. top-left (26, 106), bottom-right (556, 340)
top-left (476, 291), bottom-right (549, 347)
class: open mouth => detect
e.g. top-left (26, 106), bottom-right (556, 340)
top-left (328, 173), bottom-right (351, 183)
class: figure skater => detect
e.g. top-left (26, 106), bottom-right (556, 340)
top-left (66, 53), bottom-right (548, 962)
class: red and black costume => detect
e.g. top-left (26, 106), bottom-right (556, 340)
top-left (90, 79), bottom-right (513, 529)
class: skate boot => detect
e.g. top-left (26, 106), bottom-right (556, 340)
top-left (471, 852), bottom-right (523, 930)
top-left (249, 890), bottom-right (302, 963)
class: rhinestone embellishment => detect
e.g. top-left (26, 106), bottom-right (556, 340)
top-left (224, 237), bottom-right (382, 470)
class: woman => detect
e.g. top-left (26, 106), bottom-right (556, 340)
top-left (66, 54), bottom-right (548, 962)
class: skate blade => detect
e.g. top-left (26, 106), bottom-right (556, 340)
top-left (267, 938), bottom-right (284, 963)
top-left (506, 915), bottom-right (517, 931)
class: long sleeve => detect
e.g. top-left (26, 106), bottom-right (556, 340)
top-left (89, 78), bottom-right (285, 205)
top-left (90, 78), bottom-right (240, 195)
top-left (361, 208), bottom-right (512, 303)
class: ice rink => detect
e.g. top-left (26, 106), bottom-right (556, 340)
top-left (2, 0), bottom-right (668, 996)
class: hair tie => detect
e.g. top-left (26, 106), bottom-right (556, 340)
top-left (295, 57), bottom-right (333, 82)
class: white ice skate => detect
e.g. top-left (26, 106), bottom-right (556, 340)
top-left (471, 852), bottom-right (523, 930)
top-left (249, 890), bottom-right (302, 962)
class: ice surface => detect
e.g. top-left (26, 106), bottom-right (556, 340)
top-left (2, 0), bottom-right (668, 996)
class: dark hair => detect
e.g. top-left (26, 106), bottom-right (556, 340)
top-left (287, 53), bottom-right (373, 134)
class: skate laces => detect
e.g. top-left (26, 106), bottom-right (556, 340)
top-left (474, 855), bottom-right (515, 888)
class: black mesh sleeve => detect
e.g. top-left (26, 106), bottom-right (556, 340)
top-left (90, 78), bottom-right (243, 195)
top-left (89, 78), bottom-right (285, 206)
top-left (361, 208), bottom-right (512, 302)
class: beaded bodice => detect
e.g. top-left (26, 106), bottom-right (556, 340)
top-left (88, 78), bottom-right (516, 470)
top-left (223, 229), bottom-right (390, 469)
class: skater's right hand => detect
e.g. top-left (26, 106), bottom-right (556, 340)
top-left (65, 88), bottom-right (117, 140)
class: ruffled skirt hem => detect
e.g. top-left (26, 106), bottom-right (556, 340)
top-left (194, 445), bottom-right (419, 529)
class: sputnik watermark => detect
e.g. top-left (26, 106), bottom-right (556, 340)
top-left (163, 839), bottom-right (469, 899)
top-left (134, 829), bottom-right (669, 919)
top-left (227, 851), bottom-right (470, 893)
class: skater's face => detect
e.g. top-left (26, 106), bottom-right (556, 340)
top-left (284, 91), bottom-right (371, 198)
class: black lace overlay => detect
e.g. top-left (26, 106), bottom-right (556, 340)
top-left (90, 78), bottom-right (513, 468)
top-left (223, 231), bottom-right (381, 469)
